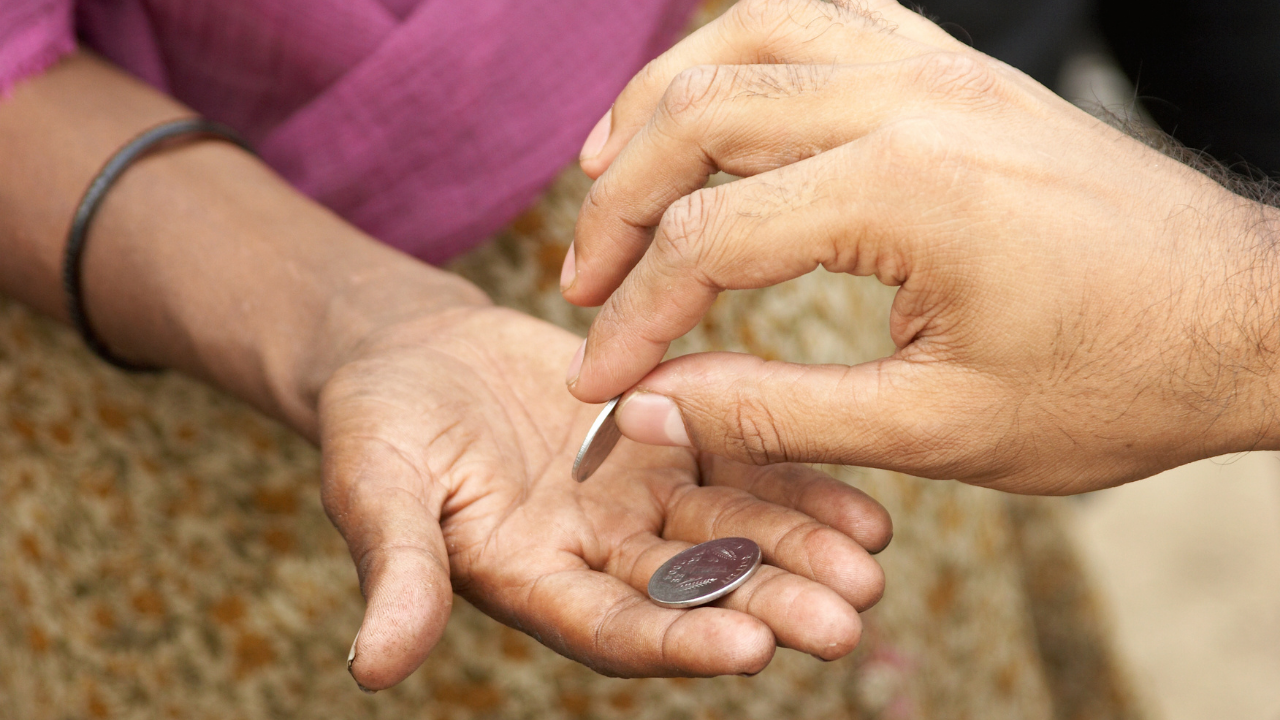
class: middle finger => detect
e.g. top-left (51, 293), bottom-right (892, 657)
top-left (569, 56), bottom-right (999, 306)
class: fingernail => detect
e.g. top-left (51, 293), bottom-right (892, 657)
top-left (616, 392), bottom-right (691, 447)
top-left (347, 628), bottom-right (376, 694)
top-left (566, 340), bottom-right (586, 387)
top-left (560, 242), bottom-right (577, 293)
top-left (580, 110), bottom-right (612, 161)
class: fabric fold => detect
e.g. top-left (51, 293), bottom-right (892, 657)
top-left (0, 0), bottom-right (697, 262)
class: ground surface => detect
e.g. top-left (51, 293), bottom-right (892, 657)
top-left (1069, 455), bottom-right (1280, 720)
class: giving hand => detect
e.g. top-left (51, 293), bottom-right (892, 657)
top-left (563, 0), bottom-right (1280, 495)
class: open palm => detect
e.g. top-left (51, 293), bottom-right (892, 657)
top-left (318, 306), bottom-right (890, 690)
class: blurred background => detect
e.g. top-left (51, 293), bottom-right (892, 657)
top-left (1068, 453), bottom-right (1280, 720)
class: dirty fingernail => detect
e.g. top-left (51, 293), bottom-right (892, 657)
top-left (348, 628), bottom-right (376, 694)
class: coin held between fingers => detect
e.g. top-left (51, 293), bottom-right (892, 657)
top-left (572, 396), bottom-right (622, 482)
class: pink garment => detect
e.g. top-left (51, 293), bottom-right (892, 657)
top-left (1, 0), bottom-right (697, 263)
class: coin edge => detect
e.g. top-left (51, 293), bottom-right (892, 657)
top-left (571, 396), bottom-right (621, 482)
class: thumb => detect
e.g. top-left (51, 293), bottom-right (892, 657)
top-left (321, 432), bottom-right (453, 692)
top-left (614, 351), bottom-right (992, 478)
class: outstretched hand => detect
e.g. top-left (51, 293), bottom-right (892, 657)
top-left (320, 306), bottom-right (889, 690)
top-left (0, 41), bottom-right (892, 694)
top-left (563, 0), bottom-right (1280, 495)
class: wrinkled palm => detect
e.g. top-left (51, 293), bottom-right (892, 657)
top-left (319, 306), bottom-right (890, 689)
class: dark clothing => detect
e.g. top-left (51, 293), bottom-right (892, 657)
top-left (916, 0), bottom-right (1280, 177)
top-left (914, 0), bottom-right (1091, 86)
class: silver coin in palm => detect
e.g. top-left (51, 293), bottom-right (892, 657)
top-left (572, 396), bottom-right (622, 483)
top-left (647, 537), bottom-right (763, 609)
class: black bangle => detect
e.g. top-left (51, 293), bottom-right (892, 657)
top-left (62, 118), bottom-right (255, 372)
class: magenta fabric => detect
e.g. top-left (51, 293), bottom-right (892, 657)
top-left (0, 1), bottom-right (698, 263)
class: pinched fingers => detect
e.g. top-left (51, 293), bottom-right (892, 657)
top-left (567, 54), bottom-right (1011, 308)
top-left (568, 127), bottom-right (944, 403)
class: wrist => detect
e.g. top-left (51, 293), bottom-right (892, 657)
top-left (1239, 204), bottom-right (1280, 451)
top-left (0, 50), bottom-right (493, 443)
top-left (282, 250), bottom-right (491, 438)
top-left (83, 137), bottom-right (489, 440)
top-left (1195, 198), bottom-right (1280, 454)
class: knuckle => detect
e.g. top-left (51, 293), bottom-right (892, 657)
top-left (654, 187), bottom-right (722, 270)
top-left (777, 521), bottom-right (831, 573)
top-left (730, 0), bottom-right (845, 51)
top-left (908, 52), bottom-right (1003, 105)
top-left (577, 176), bottom-right (634, 238)
top-left (732, 0), bottom-right (806, 31)
top-left (632, 56), bottom-right (672, 99)
top-left (579, 177), bottom-right (612, 222)
top-left (799, 524), bottom-right (843, 561)
top-left (868, 117), bottom-right (955, 174)
top-left (607, 57), bottom-right (667, 132)
top-left (737, 63), bottom-right (837, 100)
top-left (594, 287), bottom-right (668, 348)
top-left (660, 64), bottom-right (730, 126)
top-left (723, 383), bottom-right (793, 464)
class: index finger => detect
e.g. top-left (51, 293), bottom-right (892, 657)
top-left (568, 139), bottom-right (886, 402)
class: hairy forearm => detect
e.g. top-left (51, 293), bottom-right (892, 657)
top-left (1230, 201), bottom-right (1280, 450)
top-left (1136, 119), bottom-right (1280, 452)
top-left (0, 52), bottom-right (488, 438)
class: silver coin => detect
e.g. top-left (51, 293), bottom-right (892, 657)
top-left (572, 396), bottom-right (622, 483)
top-left (647, 538), bottom-right (762, 609)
